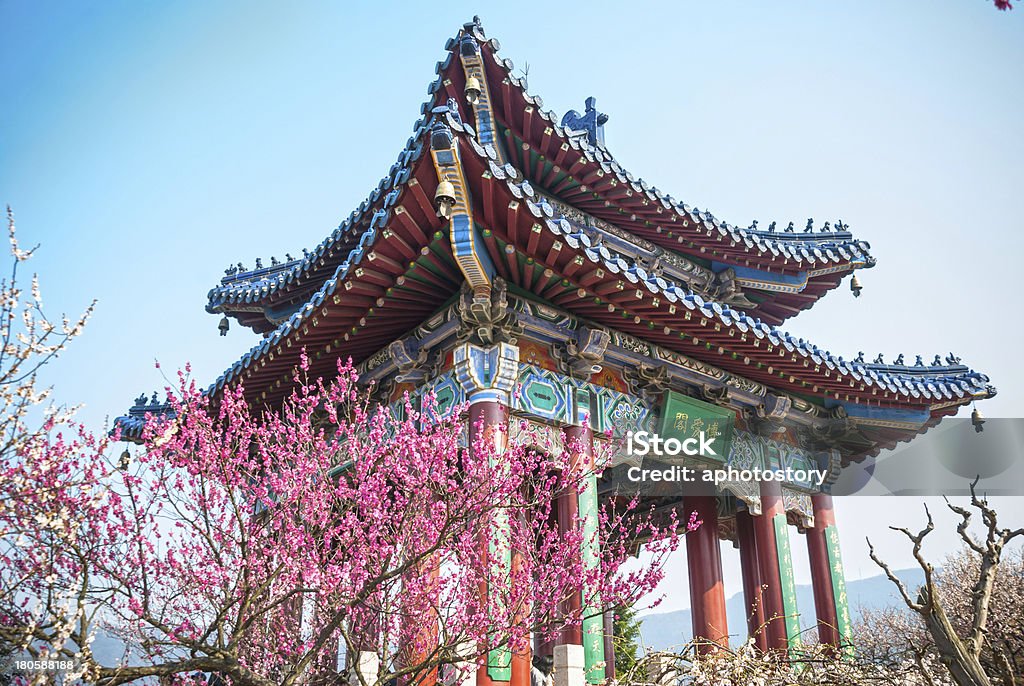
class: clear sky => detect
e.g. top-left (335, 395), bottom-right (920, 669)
top-left (2, 1), bottom-right (1022, 617)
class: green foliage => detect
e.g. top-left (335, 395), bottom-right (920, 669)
top-left (612, 604), bottom-right (642, 675)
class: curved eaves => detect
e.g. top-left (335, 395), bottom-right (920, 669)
top-left (206, 128), bottom-right (428, 312)
top-left (457, 127), bottom-right (991, 408)
top-left (454, 23), bottom-right (876, 273)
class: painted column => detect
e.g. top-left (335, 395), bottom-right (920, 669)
top-left (454, 343), bottom-right (521, 686)
top-left (469, 399), bottom-right (512, 686)
top-left (805, 493), bottom-right (852, 652)
top-left (562, 416), bottom-right (606, 684)
top-left (558, 425), bottom-right (588, 647)
top-left (751, 480), bottom-right (799, 652)
top-left (735, 508), bottom-right (767, 650)
top-left (509, 512), bottom-right (531, 686)
top-left (683, 496), bottom-right (729, 651)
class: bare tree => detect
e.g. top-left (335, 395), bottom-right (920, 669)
top-left (868, 479), bottom-right (1024, 686)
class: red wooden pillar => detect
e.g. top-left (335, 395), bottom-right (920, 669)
top-left (683, 496), bottom-right (729, 651)
top-left (469, 400), bottom-right (514, 686)
top-left (558, 425), bottom-right (593, 647)
top-left (806, 493), bottom-right (850, 650)
top-left (399, 559), bottom-right (439, 686)
top-left (751, 480), bottom-right (791, 651)
top-left (735, 508), bottom-right (767, 650)
top-left (560, 423), bottom-right (606, 684)
top-left (509, 515), bottom-right (531, 686)
top-left (455, 343), bottom-right (521, 686)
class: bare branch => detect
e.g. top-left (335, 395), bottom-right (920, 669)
top-left (867, 535), bottom-right (923, 611)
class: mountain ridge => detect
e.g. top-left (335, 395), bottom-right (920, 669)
top-left (638, 567), bottom-right (925, 650)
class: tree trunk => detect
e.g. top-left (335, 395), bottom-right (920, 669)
top-left (922, 595), bottom-right (991, 686)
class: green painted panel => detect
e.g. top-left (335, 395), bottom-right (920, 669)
top-left (825, 524), bottom-right (854, 657)
top-left (524, 378), bottom-right (560, 413)
top-left (658, 391), bottom-right (734, 463)
top-left (434, 386), bottom-right (456, 415)
top-left (579, 472), bottom-right (605, 683)
top-left (773, 514), bottom-right (802, 654)
top-left (573, 387), bottom-right (595, 429)
top-left (486, 587), bottom-right (512, 678)
top-left (487, 646), bottom-right (511, 682)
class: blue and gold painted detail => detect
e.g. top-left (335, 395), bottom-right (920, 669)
top-left (512, 297), bottom-right (582, 331)
top-left (512, 363), bottom-right (656, 436)
top-left (385, 372), bottom-right (464, 429)
top-left (452, 342), bottom-right (520, 404)
top-left (517, 366), bottom-right (572, 422)
top-left (840, 402), bottom-right (931, 428)
top-left (722, 263), bottom-right (810, 295)
top-left (430, 104), bottom-right (495, 293)
top-left (573, 386), bottom-right (596, 428)
top-left (601, 391), bottom-right (656, 438)
top-left (777, 446), bottom-right (818, 490)
top-left (422, 372), bottom-right (465, 421)
top-left (457, 25), bottom-right (506, 163)
top-left (729, 431), bottom-right (824, 488)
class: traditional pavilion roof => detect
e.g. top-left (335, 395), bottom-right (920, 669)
top-left (208, 18), bottom-right (874, 332)
top-left (117, 18), bottom-right (993, 459)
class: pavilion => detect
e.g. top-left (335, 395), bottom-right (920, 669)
top-left (116, 16), bottom-right (995, 686)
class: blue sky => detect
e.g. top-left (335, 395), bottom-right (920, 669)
top-left (2, 1), bottom-right (1022, 616)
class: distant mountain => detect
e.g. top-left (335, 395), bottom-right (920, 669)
top-left (638, 568), bottom-right (925, 650)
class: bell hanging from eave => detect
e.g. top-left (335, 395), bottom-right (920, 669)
top-left (218, 315), bottom-right (230, 336)
top-left (435, 179), bottom-right (456, 220)
top-left (464, 76), bottom-right (481, 106)
top-left (972, 406), bottom-right (985, 433)
top-left (850, 273), bottom-right (863, 298)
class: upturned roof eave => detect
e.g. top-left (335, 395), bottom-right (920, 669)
top-left (447, 114), bottom-right (994, 412)
top-left (449, 20), bottom-right (876, 322)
